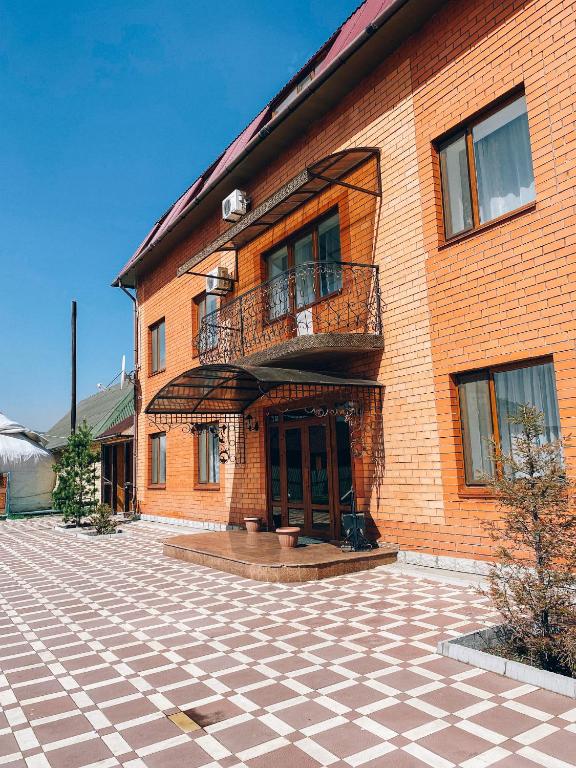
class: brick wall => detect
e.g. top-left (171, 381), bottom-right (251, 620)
top-left (134, 0), bottom-right (576, 562)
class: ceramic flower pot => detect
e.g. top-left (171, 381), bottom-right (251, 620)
top-left (276, 526), bottom-right (300, 548)
top-left (244, 516), bottom-right (261, 533)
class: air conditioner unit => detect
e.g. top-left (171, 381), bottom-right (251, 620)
top-left (222, 189), bottom-right (248, 222)
top-left (206, 266), bottom-right (233, 296)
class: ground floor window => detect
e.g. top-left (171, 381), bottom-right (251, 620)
top-left (198, 426), bottom-right (220, 485)
top-left (457, 359), bottom-right (560, 486)
top-left (150, 433), bottom-right (166, 485)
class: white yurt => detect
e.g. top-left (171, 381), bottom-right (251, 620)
top-left (0, 412), bottom-right (55, 514)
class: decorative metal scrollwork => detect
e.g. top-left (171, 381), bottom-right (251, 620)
top-left (303, 401), bottom-right (365, 458)
top-left (197, 260), bottom-right (382, 365)
top-left (146, 385), bottom-right (380, 464)
top-left (259, 384), bottom-right (382, 459)
top-left (147, 413), bottom-right (247, 464)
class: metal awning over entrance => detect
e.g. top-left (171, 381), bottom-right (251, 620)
top-left (176, 148), bottom-right (380, 277)
top-left (145, 363), bottom-right (382, 464)
top-left (146, 363), bottom-right (381, 417)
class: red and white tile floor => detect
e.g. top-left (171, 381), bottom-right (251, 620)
top-left (0, 519), bottom-right (575, 768)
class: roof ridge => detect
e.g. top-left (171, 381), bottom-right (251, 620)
top-left (114, 0), bottom-right (382, 284)
top-left (151, 0), bottom-right (365, 221)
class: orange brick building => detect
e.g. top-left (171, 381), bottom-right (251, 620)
top-left (114, 0), bottom-right (576, 572)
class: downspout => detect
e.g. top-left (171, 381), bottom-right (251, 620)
top-left (119, 281), bottom-right (138, 513)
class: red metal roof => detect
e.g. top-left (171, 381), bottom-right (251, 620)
top-left (96, 415), bottom-right (134, 441)
top-left (115, 0), bottom-right (398, 285)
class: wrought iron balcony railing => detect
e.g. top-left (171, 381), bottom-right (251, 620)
top-left (197, 260), bottom-right (382, 365)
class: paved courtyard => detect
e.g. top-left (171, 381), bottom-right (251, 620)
top-left (0, 520), bottom-right (575, 768)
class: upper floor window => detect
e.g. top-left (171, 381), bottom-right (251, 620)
top-left (457, 359), bottom-right (560, 486)
top-left (195, 292), bottom-right (218, 353)
top-left (150, 319), bottom-right (165, 374)
top-left (198, 425), bottom-right (220, 485)
top-left (265, 211), bottom-right (342, 320)
top-left (438, 94), bottom-right (535, 240)
top-left (150, 432), bottom-right (166, 485)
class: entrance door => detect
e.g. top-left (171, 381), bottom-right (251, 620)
top-left (101, 442), bottom-right (133, 512)
top-left (267, 411), bottom-right (353, 540)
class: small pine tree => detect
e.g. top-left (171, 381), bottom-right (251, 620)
top-left (52, 421), bottom-right (98, 527)
top-left (90, 503), bottom-right (117, 535)
top-left (483, 405), bottom-right (576, 675)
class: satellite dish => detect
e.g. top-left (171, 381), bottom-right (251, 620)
top-left (120, 355), bottom-right (126, 390)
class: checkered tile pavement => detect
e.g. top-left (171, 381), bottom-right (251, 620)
top-left (0, 520), bottom-right (575, 768)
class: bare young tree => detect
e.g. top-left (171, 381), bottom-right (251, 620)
top-left (484, 405), bottom-right (576, 675)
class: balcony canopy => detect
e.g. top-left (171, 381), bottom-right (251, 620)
top-left (177, 147), bottom-right (380, 277)
top-left (145, 363), bottom-right (381, 417)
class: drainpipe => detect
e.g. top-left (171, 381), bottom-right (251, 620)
top-left (119, 281), bottom-right (138, 513)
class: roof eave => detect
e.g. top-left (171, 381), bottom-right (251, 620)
top-left (114, 0), bottom-right (446, 289)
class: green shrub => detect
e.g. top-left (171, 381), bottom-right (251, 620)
top-left (483, 405), bottom-right (576, 676)
top-left (90, 503), bottom-right (117, 535)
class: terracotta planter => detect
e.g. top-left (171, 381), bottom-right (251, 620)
top-left (276, 526), bottom-right (300, 549)
top-left (244, 517), bottom-right (261, 533)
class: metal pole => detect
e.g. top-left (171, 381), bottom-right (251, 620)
top-left (71, 300), bottom-right (77, 434)
top-left (118, 282), bottom-right (138, 513)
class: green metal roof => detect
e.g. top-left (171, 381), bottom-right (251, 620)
top-left (44, 383), bottom-right (134, 450)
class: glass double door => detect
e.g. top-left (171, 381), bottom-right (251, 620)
top-left (268, 412), bottom-right (353, 540)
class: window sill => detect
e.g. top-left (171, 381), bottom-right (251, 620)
top-left (147, 484), bottom-right (166, 490)
top-left (194, 483), bottom-right (220, 492)
top-left (438, 201), bottom-right (536, 249)
top-left (457, 486), bottom-right (496, 500)
top-left (149, 368), bottom-right (166, 378)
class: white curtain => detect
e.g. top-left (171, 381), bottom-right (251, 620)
top-left (199, 428), bottom-right (220, 483)
top-left (199, 293), bottom-right (218, 351)
top-left (473, 96), bottom-right (535, 223)
top-left (318, 214), bottom-right (342, 296)
top-left (209, 429), bottom-right (220, 483)
top-left (494, 362), bottom-right (560, 461)
top-left (440, 134), bottom-right (473, 238)
top-left (267, 247), bottom-right (288, 319)
top-left (458, 375), bottom-right (495, 483)
top-left (294, 235), bottom-right (316, 308)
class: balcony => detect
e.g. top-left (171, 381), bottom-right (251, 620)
top-left (197, 261), bottom-right (383, 366)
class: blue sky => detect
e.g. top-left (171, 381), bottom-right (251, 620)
top-left (0, 0), bottom-right (358, 431)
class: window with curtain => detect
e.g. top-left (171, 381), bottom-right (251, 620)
top-left (318, 214), bottom-right (342, 296)
top-left (150, 319), bottom-right (165, 374)
top-left (266, 246), bottom-right (289, 320)
top-left (438, 94), bottom-right (535, 239)
top-left (457, 360), bottom-right (560, 486)
top-left (196, 292), bottom-right (219, 352)
top-left (150, 433), bottom-right (166, 485)
top-left (294, 234), bottom-right (316, 308)
top-left (198, 426), bottom-right (220, 485)
top-left (265, 209), bottom-right (342, 319)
